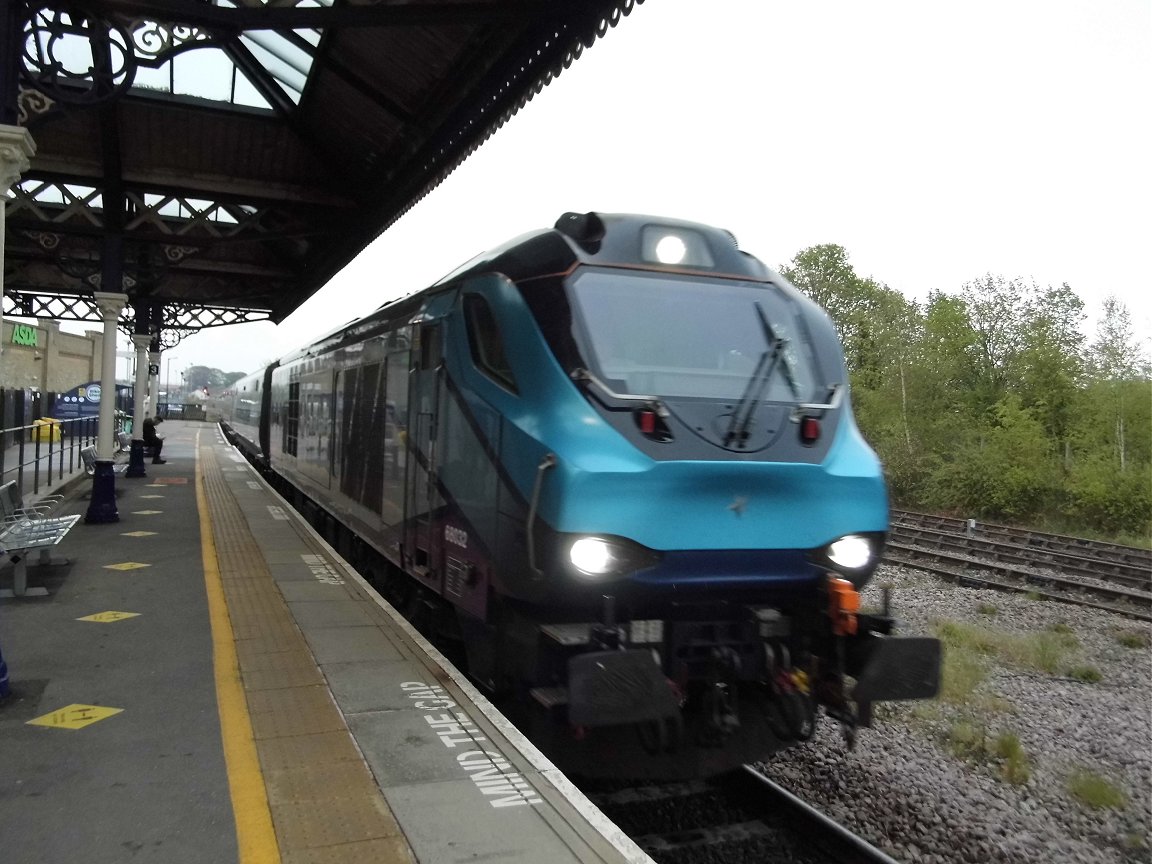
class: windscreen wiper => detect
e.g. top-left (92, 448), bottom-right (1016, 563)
top-left (723, 304), bottom-right (806, 449)
top-left (724, 303), bottom-right (791, 448)
top-left (757, 303), bottom-right (801, 399)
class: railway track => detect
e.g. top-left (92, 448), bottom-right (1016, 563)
top-left (890, 509), bottom-right (1152, 568)
top-left (886, 509), bottom-right (1152, 621)
top-left (583, 766), bottom-right (898, 864)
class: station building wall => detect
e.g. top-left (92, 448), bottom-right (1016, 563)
top-left (1, 319), bottom-right (104, 393)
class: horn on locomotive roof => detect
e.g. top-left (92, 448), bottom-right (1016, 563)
top-left (555, 211), bottom-right (606, 253)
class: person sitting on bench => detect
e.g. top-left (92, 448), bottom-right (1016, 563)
top-left (142, 415), bottom-right (166, 464)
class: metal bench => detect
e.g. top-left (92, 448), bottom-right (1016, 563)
top-left (0, 480), bottom-right (80, 597)
top-left (81, 444), bottom-right (129, 475)
top-left (115, 431), bottom-right (157, 459)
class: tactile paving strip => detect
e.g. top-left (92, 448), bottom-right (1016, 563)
top-left (200, 443), bottom-right (416, 864)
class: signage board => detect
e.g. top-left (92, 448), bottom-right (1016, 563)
top-left (52, 382), bottom-right (133, 420)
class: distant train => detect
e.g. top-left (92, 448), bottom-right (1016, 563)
top-left (216, 212), bottom-right (940, 778)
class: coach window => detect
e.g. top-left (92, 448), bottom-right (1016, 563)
top-left (464, 294), bottom-right (517, 392)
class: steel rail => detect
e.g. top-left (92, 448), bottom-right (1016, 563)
top-left (884, 545), bottom-right (1152, 623)
top-left (891, 509), bottom-right (1152, 567)
top-left (889, 526), bottom-right (1152, 591)
top-left (735, 766), bottom-right (902, 864)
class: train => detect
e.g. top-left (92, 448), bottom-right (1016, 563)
top-left (216, 211), bottom-right (941, 778)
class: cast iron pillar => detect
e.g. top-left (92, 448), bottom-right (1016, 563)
top-left (126, 331), bottom-right (151, 477)
top-left (85, 291), bottom-right (128, 523)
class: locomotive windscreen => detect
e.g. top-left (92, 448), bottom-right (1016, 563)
top-left (566, 269), bottom-right (818, 402)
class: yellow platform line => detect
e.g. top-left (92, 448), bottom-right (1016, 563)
top-left (196, 430), bottom-right (282, 864)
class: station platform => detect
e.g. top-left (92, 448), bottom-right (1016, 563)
top-left (0, 420), bottom-right (651, 864)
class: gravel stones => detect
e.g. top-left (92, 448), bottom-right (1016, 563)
top-left (758, 565), bottom-right (1152, 864)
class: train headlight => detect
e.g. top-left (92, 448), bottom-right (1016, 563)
top-left (653, 235), bottom-right (687, 264)
top-left (569, 537), bottom-right (624, 577)
top-left (640, 226), bottom-right (715, 268)
top-left (828, 534), bottom-right (873, 570)
top-left (810, 532), bottom-right (885, 587)
top-left (566, 535), bottom-right (658, 580)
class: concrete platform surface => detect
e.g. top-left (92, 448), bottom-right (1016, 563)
top-left (0, 420), bottom-right (652, 864)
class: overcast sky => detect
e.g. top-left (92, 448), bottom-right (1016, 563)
top-left (142, 0), bottom-right (1152, 377)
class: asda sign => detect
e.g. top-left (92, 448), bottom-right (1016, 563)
top-left (11, 323), bottom-right (38, 348)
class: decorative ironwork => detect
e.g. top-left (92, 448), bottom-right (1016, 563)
top-left (16, 87), bottom-right (55, 124)
top-left (2, 290), bottom-right (272, 339)
top-left (23, 231), bottom-right (61, 251)
top-left (123, 191), bottom-right (268, 241)
top-left (53, 255), bottom-right (101, 281)
top-left (22, 8), bottom-right (138, 105)
top-left (11, 179), bottom-right (297, 244)
top-left (88, 273), bottom-right (139, 291)
top-left (163, 245), bottom-right (201, 265)
top-left (1, 290), bottom-right (102, 323)
top-left (9, 181), bottom-right (104, 229)
top-left (125, 18), bottom-right (212, 61)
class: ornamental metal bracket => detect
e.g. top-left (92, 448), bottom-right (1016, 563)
top-left (21, 5), bottom-right (216, 107)
top-left (1, 289), bottom-right (272, 347)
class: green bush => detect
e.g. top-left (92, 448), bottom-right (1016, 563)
top-left (1063, 455), bottom-right (1152, 536)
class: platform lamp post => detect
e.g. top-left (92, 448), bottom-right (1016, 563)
top-left (85, 291), bottom-right (128, 524)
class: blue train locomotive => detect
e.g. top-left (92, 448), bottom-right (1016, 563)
top-left (218, 212), bottom-right (940, 778)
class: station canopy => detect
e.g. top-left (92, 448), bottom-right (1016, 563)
top-left (4, 0), bottom-right (642, 348)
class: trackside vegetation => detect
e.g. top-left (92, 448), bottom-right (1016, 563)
top-left (781, 246), bottom-right (1151, 545)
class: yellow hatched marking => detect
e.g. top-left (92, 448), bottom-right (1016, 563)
top-left (76, 611), bottom-right (141, 623)
top-left (104, 562), bottom-right (151, 571)
top-left (131, 510), bottom-right (164, 515)
top-left (27, 703), bottom-right (124, 730)
top-left (121, 531), bottom-right (157, 537)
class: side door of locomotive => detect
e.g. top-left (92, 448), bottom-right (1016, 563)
top-left (403, 291), bottom-right (456, 592)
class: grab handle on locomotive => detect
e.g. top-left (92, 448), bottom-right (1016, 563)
top-left (527, 453), bottom-right (557, 577)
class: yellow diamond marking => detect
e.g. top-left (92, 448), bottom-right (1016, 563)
top-left (132, 510), bottom-right (163, 515)
top-left (121, 531), bottom-right (157, 537)
top-left (76, 611), bottom-right (141, 623)
top-left (104, 562), bottom-right (151, 571)
top-left (27, 703), bottom-right (124, 730)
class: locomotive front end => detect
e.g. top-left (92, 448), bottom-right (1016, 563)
top-left (499, 214), bottom-right (941, 777)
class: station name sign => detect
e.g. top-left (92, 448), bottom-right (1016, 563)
top-left (10, 323), bottom-right (38, 348)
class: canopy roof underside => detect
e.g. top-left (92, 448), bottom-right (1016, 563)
top-left (3, 0), bottom-right (642, 342)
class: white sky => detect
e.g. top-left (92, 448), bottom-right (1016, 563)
top-left (129, 0), bottom-right (1152, 375)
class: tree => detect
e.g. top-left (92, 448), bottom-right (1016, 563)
top-left (184, 365), bottom-right (248, 392)
top-left (780, 244), bottom-right (905, 382)
top-left (959, 275), bottom-right (1031, 407)
top-left (779, 244), bottom-right (863, 324)
top-left (1012, 282), bottom-right (1085, 450)
top-left (923, 396), bottom-right (1060, 522)
top-left (1085, 297), bottom-right (1152, 472)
